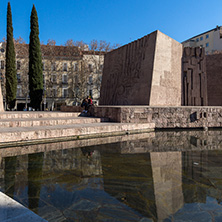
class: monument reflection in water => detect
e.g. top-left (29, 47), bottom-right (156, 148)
top-left (1, 130), bottom-right (222, 221)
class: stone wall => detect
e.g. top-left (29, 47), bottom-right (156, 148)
top-left (182, 47), bottom-right (207, 106)
top-left (206, 53), bottom-right (222, 106)
top-left (60, 105), bottom-right (82, 112)
top-left (93, 106), bottom-right (222, 128)
top-left (99, 31), bottom-right (182, 106)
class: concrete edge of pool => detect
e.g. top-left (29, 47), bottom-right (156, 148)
top-left (0, 191), bottom-right (47, 222)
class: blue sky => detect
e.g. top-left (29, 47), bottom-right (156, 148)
top-left (0, 0), bottom-right (222, 46)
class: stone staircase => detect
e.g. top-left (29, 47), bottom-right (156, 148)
top-left (0, 111), bottom-right (155, 145)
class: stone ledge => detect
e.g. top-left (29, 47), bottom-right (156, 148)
top-left (60, 105), bottom-right (82, 112)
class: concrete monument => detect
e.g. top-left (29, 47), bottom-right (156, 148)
top-left (99, 30), bottom-right (183, 106)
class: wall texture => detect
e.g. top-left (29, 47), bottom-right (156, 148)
top-left (206, 53), bottom-right (222, 106)
top-left (182, 47), bottom-right (207, 106)
top-left (93, 106), bottom-right (222, 128)
top-left (99, 31), bottom-right (182, 106)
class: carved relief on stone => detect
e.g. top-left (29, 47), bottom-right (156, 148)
top-left (100, 31), bottom-right (182, 106)
top-left (182, 47), bottom-right (208, 106)
top-left (100, 34), bottom-right (150, 105)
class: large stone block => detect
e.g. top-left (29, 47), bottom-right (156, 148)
top-left (0, 83), bottom-right (4, 112)
top-left (206, 53), bottom-right (222, 106)
top-left (99, 30), bottom-right (183, 106)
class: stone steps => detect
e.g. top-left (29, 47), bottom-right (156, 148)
top-left (0, 111), bottom-right (155, 145)
top-left (0, 111), bottom-right (80, 119)
top-left (0, 122), bottom-right (155, 143)
top-left (0, 116), bottom-right (103, 128)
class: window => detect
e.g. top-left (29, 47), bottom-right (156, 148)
top-left (206, 34), bottom-right (209, 39)
top-left (1, 61), bottom-right (4, 69)
top-left (17, 73), bottom-right (21, 83)
top-left (62, 88), bottom-right (68, 98)
top-left (99, 64), bottom-right (103, 70)
top-left (16, 85), bottom-right (22, 97)
top-left (63, 63), bottom-right (67, 71)
top-left (0, 73), bottom-right (3, 80)
top-left (42, 62), bottom-right (45, 71)
top-left (17, 61), bottom-right (21, 70)
top-left (51, 63), bottom-right (56, 71)
top-left (53, 87), bottom-right (57, 97)
top-left (74, 63), bottom-right (79, 71)
top-left (89, 76), bottom-right (93, 84)
top-left (206, 42), bottom-right (209, 47)
top-left (200, 45), bottom-right (203, 47)
top-left (200, 36), bottom-right (203, 41)
top-left (51, 74), bottom-right (57, 83)
top-left (62, 74), bottom-right (68, 83)
top-left (196, 38), bottom-right (199, 42)
top-left (43, 74), bottom-right (45, 85)
top-left (88, 64), bottom-right (93, 72)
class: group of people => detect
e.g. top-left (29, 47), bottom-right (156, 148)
top-left (81, 96), bottom-right (93, 113)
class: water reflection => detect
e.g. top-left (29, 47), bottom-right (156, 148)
top-left (4, 157), bottom-right (17, 198)
top-left (1, 130), bottom-right (222, 221)
top-left (28, 153), bottom-right (44, 213)
top-left (151, 152), bottom-right (183, 221)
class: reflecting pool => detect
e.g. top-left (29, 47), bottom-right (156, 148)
top-left (1, 130), bottom-right (222, 221)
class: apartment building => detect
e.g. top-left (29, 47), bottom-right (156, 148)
top-left (182, 26), bottom-right (222, 54)
top-left (0, 43), bottom-right (104, 110)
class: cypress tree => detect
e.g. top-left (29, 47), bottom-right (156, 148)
top-left (6, 2), bottom-right (17, 110)
top-left (28, 5), bottom-right (43, 110)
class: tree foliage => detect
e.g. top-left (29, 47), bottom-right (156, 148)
top-left (5, 2), bottom-right (17, 110)
top-left (28, 5), bottom-right (43, 110)
top-left (64, 39), bottom-right (120, 52)
top-left (14, 36), bottom-right (26, 44)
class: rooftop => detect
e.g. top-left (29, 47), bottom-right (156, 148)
top-left (182, 25), bottom-right (221, 43)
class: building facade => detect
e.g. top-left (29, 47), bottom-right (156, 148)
top-left (0, 43), bottom-right (104, 110)
top-left (182, 26), bottom-right (222, 54)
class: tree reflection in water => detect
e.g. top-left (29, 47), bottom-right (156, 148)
top-left (28, 152), bottom-right (44, 214)
top-left (4, 156), bottom-right (17, 198)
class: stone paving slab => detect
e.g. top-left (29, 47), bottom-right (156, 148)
top-left (0, 122), bottom-right (155, 143)
top-left (0, 191), bottom-right (46, 222)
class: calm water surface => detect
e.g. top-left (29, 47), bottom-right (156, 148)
top-left (1, 130), bottom-right (222, 222)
